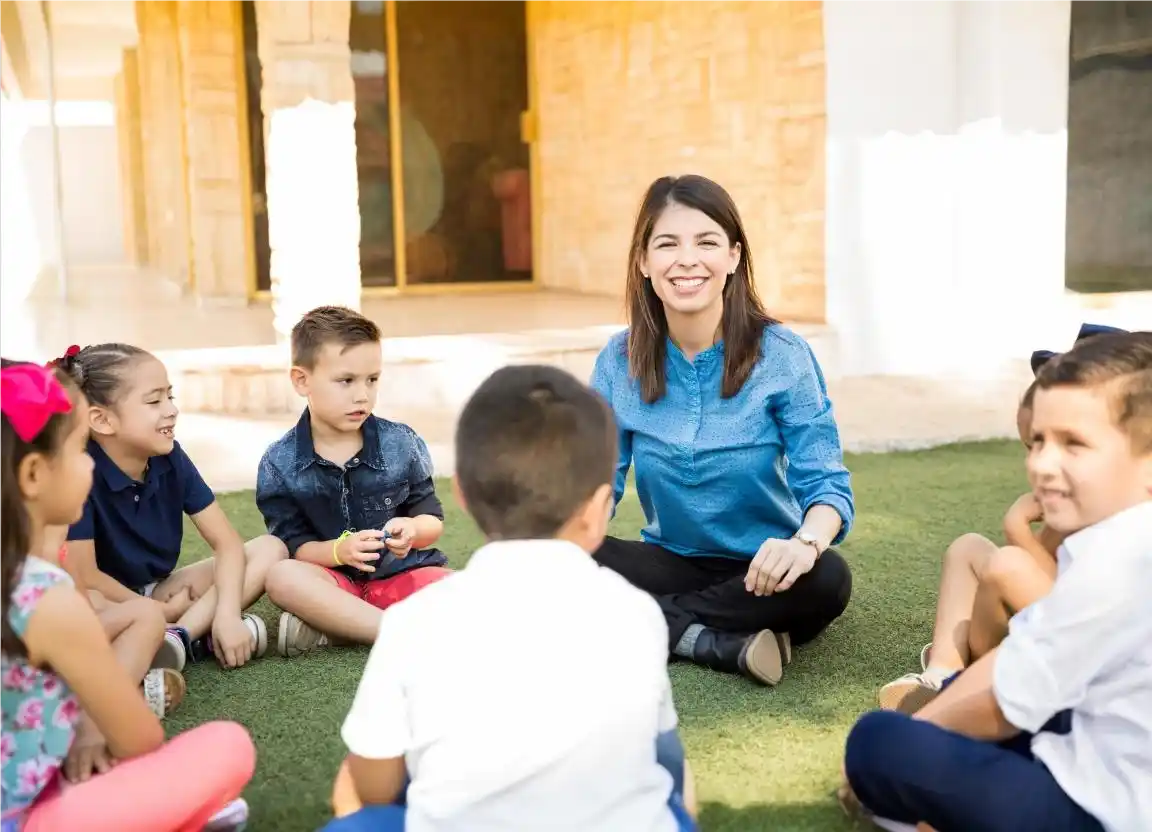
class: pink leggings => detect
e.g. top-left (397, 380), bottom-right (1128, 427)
top-left (23, 721), bottom-right (255, 832)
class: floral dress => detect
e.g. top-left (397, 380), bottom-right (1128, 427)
top-left (1, 558), bottom-right (82, 824)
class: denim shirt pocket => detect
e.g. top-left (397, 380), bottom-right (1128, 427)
top-left (358, 481), bottom-right (410, 531)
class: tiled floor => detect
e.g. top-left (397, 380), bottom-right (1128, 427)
top-left (3, 266), bottom-right (628, 359)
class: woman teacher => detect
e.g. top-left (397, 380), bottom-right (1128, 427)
top-left (591, 175), bottom-right (855, 687)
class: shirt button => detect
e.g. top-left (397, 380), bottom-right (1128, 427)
top-left (134, 495), bottom-right (140, 502)
top-left (384, 498), bottom-right (392, 506)
top-left (343, 488), bottom-right (349, 496)
top-left (352, 457), bottom-right (359, 465)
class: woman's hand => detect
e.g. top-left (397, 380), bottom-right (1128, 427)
top-left (745, 537), bottom-right (818, 595)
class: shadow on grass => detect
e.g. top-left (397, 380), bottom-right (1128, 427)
top-left (699, 800), bottom-right (865, 832)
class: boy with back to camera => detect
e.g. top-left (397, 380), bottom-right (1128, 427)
top-left (256, 306), bottom-right (452, 657)
top-left (842, 330), bottom-right (1152, 832)
top-left (322, 365), bottom-right (698, 832)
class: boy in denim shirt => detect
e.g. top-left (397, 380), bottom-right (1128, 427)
top-left (257, 306), bottom-right (451, 657)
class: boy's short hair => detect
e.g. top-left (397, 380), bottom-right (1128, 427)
top-left (455, 365), bottom-right (617, 540)
top-left (1035, 331), bottom-right (1152, 452)
top-left (291, 306), bottom-right (381, 370)
top-left (1020, 379), bottom-right (1038, 412)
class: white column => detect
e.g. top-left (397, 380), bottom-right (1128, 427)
top-left (823, 0), bottom-right (1071, 377)
top-left (255, 1), bottom-right (362, 342)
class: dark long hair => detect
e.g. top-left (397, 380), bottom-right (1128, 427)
top-left (625, 175), bottom-right (777, 404)
top-left (1, 360), bottom-right (80, 657)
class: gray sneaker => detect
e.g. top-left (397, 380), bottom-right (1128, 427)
top-left (276, 612), bottom-right (331, 658)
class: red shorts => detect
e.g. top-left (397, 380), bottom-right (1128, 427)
top-left (322, 566), bottom-right (452, 611)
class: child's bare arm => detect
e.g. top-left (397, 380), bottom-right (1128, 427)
top-left (1003, 493), bottom-right (1058, 571)
top-left (66, 539), bottom-right (139, 603)
top-left (346, 753), bottom-right (407, 807)
top-left (24, 584), bottom-right (164, 760)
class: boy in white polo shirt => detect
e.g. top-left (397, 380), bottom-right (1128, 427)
top-left (841, 330), bottom-right (1152, 832)
top-left (322, 364), bottom-right (697, 832)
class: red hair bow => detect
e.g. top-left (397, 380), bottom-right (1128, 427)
top-left (1, 364), bottom-right (73, 442)
top-left (47, 345), bottom-right (80, 369)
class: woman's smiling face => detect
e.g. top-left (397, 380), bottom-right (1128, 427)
top-left (641, 201), bottom-right (741, 318)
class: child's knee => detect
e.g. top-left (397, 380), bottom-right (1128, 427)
top-left (845, 710), bottom-right (915, 786)
top-left (944, 533), bottom-right (996, 572)
top-left (123, 595), bottom-right (168, 634)
top-left (264, 558), bottom-right (326, 607)
top-left (982, 546), bottom-right (1034, 594)
top-left (245, 535), bottom-right (288, 567)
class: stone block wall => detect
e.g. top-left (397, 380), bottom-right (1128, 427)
top-left (529, 0), bottom-right (827, 322)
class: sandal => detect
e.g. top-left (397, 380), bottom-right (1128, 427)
top-left (142, 668), bottom-right (186, 718)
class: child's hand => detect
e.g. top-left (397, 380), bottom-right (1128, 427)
top-left (212, 612), bottom-right (254, 669)
top-left (64, 715), bottom-right (116, 783)
top-left (1004, 492), bottom-right (1043, 539)
top-left (383, 518), bottom-right (416, 558)
top-left (161, 586), bottom-right (194, 623)
top-left (337, 530), bottom-right (386, 572)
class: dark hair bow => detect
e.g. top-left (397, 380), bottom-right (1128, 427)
top-left (0, 364), bottom-right (73, 442)
top-left (1030, 323), bottom-right (1128, 376)
top-left (47, 345), bottom-right (81, 369)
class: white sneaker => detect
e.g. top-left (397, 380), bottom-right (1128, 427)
top-left (243, 614), bottom-right (268, 658)
top-left (204, 797), bottom-right (249, 831)
top-left (152, 629), bottom-right (187, 672)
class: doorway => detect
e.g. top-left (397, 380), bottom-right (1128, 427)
top-left (241, 0), bottom-right (534, 295)
top-left (352, 0), bottom-right (533, 290)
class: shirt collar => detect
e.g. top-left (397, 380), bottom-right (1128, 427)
top-left (466, 539), bottom-right (598, 573)
top-left (89, 439), bottom-right (172, 492)
top-left (292, 409), bottom-right (385, 472)
top-left (1058, 500), bottom-right (1152, 569)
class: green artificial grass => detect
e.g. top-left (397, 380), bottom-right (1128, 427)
top-left (168, 440), bottom-right (1028, 832)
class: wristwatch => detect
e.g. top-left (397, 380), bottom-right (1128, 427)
top-left (793, 530), bottom-right (823, 556)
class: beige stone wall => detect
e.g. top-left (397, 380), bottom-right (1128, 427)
top-left (114, 48), bottom-right (148, 266)
top-left (177, 0), bottom-right (252, 301)
top-left (135, 0), bottom-right (193, 287)
top-left (529, 0), bottom-right (827, 322)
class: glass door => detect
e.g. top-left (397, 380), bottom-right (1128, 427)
top-left (391, 0), bottom-right (533, 288)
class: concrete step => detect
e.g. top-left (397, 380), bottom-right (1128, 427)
top-left (159, 323), bottom-right (841, 418)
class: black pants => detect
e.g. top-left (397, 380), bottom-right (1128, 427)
top-left (592, 537), bottom-right (852, 650)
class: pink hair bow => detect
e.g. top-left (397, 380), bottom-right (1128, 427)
top-left (1, 364), bottom-right (73, 442)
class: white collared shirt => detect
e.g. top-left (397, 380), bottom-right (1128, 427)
top-left (342, 539), bottom-right (681, 832)
top-left (994, 501), bottom-right (1152, 832)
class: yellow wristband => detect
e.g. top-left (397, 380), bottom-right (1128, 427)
top-left (334, 530), bottom-right (352, 567)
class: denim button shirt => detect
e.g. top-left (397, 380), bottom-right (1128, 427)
top-left (256, 411), bottom-right (447, 581)
top-left (591, 325), bottom-right (855, 560)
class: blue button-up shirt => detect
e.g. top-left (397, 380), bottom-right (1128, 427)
top-left (591, 325), bottom-right (854, 560)
top-left (68, 440), bottom-right (216, 589)
top-left (256, 411), bottom-right (447, 582)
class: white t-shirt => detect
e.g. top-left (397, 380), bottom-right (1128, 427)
top-left (994, 500), bottom-right (1152, 832)
top-left (342, 539), bottom-right (681, 832)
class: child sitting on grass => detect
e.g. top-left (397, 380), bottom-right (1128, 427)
top-left (257, 306), bottom-right (451, 657)
top-left (877, 381), bottom-right (1059, 712)
top-left (878, 323), bottom-right (1128, 713)
top-left (45, 524), bottom-right (185, 722)
top-left (58, 343), bottom-right (286, 672)
top-left (843, 330), bottom-right (1152, 832)
top-left (1, 360), bottom-right (254, 831)
top-left (324, 365), bottom-right (698, 832)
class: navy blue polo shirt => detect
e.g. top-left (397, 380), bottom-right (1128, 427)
top-left (67, 439), bottom-right (216, 589)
